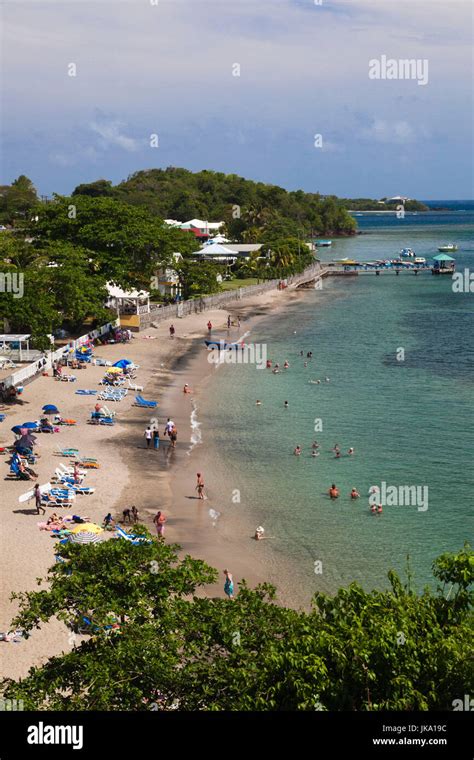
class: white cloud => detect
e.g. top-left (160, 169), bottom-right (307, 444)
top-left (89, 120), bottom-right (139, 152)
top-left (359, 119), bottom-right (416, 144)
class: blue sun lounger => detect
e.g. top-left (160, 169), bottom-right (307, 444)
top-left (115, 525), bottom-right (151, 545)
top-left (133, 395), bottom-right (157, 408)
top-left (75, 390), bottom-right (97, 395)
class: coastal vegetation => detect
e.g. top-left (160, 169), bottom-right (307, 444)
top-left (2, 540), bottom-right (472, 711)
top-left (0, 171), bottom-right (427, 347)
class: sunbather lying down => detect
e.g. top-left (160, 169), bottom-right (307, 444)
top-left (38, 514), bottom-right (90, 531)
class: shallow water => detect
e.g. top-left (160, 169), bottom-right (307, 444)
top-left (198, 209), bottom-right (474, 595)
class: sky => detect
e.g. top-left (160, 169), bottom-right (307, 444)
top-left (1, 0), bottom-right (473, 199)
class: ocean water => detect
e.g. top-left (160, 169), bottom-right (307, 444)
top-left (198, 207), bottom-right (474, 597)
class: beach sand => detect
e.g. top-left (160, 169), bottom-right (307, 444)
top-left (0, 285), bottom-right (309, 680)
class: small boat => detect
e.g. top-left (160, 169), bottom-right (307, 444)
top-left (400, 248), bottom-right (415, 258)
top-left (438, 244), bottom-right (458, 252)
top-left (315, 240), bottom-right (332, 247)
top-left (205, 340), bottom-right (240, 350)
top-left (414, 257), bottom-right (426, 265)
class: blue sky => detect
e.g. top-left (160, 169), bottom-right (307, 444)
top-left (1, 0), bottom-right (473, 199)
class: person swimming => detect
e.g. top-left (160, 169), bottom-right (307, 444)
top-left (348, 447), bottom-right (354, 455)
top-left (312, 441), bottom-right (320, 449)
top-left (294, 445), bottom-right (302, 456)
top-left (311, 450), bottom-right (320, 458)
top-left (256, 400), bottom-right (262, 405)
top-left (350, 488), bottom-right (360, 499)
top-left (335, 449), bottom-right (341, 458)
top-left (284, 360), bottom-right (289, 368)
top-left (377, 504), bottom-right (383, 515)
top-left (370, 504), bottom-right (377, 514)
top-left (284, 401), bottom-right (289, 408)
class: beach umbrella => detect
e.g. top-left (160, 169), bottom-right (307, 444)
top-left (68, 531), bottom-right (103, 544)
top-left (42, 404), bottom-right (59, 415)
top-left (70, 522), bottom-right (103, 535)
top-left (21, 421), bottom-right (38, 429)
top-left (113, 359), bottom-right (132, 368)
top-left (107, 367), bottom-right (123, 374)
top-left (14, 433), bottom-right (36, 450)
top-left (11, 425), bottom-right (22, 435)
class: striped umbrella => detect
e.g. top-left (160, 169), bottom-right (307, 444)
top-left (68, 531), bottom-right (103, 544)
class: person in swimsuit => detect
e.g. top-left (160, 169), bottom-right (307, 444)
top-left (196, 473), bottom-right (205, 500)
top-left (34, 484), bottom-right (45, 515)
top-left (223, 569), bottom-right (234, 599)
top-left (153, 510), bottom-right (167, 537)
top-left (329, 484), bottom-right (340, 499)
top-left (294, 445), bottom-right (302, 456)
top-left (169, 426), bottom-right (177, 449)
top-left (350, 488), bottom-right (360, 499)
top-left (284, 401), bottom-right (289, 408)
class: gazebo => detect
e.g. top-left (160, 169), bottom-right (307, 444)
top-left (432, 253), bottom-right (455, 275)
top-left (106, 284), bottom-right (150, 316)
top-left (0, 334), bottom-right (31, 361)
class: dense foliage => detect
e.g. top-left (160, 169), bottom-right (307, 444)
top-left (1, 538), bottom-right (472, 711)
top-left (71, 167), bottom-right (358, 240)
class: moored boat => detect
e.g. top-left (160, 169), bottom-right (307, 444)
top-left (315, 240), bottom-right (332, 247)
top-left (437, 244), bottom-right (458, 252)
top-left (400, 247), bottom-right (415, 258)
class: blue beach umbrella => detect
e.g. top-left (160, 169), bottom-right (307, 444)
top-left (21, 421), bottom-right (38, 429)
top-left (42, 404), bottom-right (59, 414)
top-left (112, 359), bottom-right (132, 368)
top-left (11, 425), bottom-right (22, 435)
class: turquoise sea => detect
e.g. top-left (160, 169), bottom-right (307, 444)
top-left (199, 203), bottom-right (474, 597)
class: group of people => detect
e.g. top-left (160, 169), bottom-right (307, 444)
top-left (143, 419), bottom-right (178, 450)
top-left (293, 442), bottom-right (354, 458)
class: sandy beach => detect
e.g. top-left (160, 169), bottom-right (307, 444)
top-left (0, 284), bottom-right (310, 680)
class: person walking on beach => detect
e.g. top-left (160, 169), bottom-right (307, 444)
top-left (34, 484), bottom-right (45, 515)
top-left (153, 428), bottom-right (160, 450)
top-left (196, 472), bottom-right (205, 500)
top-left (122, 508), bottom-right (132, 523)
top-left (227, 315), bottom-right (231, 329)
top-left (169, 324), bottom-right (175, 339)
top-left (169, 425), bottom-right (177, 449)
top-left (207, 320), bottom-right (212, 332)
top-left (144, 426), bottom-right (153, 449)
top-left (223, 569), bottom-right (234, 599)
top-left (131, 506), bottom-right (139, 523)
top-left (153, 510), bottom-right (166, 537)
top-left (164, 418), bottom-right (175, 437)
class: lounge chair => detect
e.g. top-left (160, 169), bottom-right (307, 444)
top-left (133, 395), bottom-right (158, 408)
top-left (70, 484), bottom-right (95, 495)
top-left (127, 379), bottom-right (143, 392)
top-left (75, 390), bottom-right (97, 396)
top-left (115, 525), bottom-right (151, 545)
top-left (55, 445), bottom-right (80, 457)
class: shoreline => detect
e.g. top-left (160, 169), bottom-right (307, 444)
top-left (0, 284), bottom-right (312, 679)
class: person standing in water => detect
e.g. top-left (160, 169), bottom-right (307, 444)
top-left (196, 473), bottom-right (205, 500)
top-left (153, 428), bottom-right (160, 450)
top-left (223, 569), bottom-right (234, 599)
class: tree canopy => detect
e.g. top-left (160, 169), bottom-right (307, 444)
top-left (1, 536), bottom-right (471, 711)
